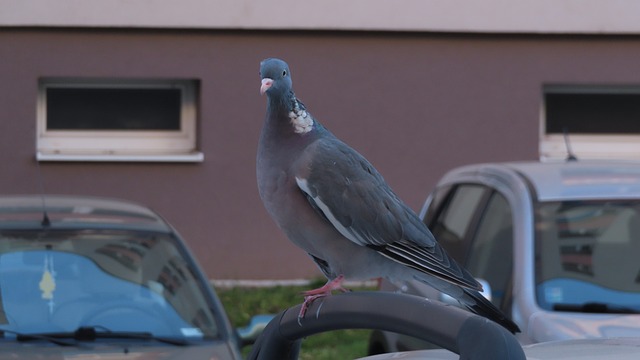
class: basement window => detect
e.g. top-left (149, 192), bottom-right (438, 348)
top-left (37, 78), bottom-right (202, 162)
top-left (540, 85), bottom-right (640, 161)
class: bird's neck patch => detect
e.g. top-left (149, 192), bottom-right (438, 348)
top-left (288, 100), bottom-right (313, 134)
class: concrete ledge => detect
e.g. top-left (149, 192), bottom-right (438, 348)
top-left (2, 0), bottom-right (640, 34)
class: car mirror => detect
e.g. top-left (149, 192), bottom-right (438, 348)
top-left (439, 278), bottom-right (492, 305)
top-left (477, 278), bottom-right (492, 302)
top-left (237, 314), bottom-right (276, 347)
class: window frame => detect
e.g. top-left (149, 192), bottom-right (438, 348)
top-left (36, 78), bottom-right (203, 162)
top-left (540, 84), bottom-right (640, 161)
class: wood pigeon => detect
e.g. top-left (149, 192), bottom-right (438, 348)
top-left (257, 58), bottom-right (520, 333)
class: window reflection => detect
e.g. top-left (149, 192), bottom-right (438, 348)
top-left (535, 200), bottom-right (640, 311)
top-left (0, 230), bottom-right (218, 339)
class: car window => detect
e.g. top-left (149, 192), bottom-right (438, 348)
top-left (465, 192), bottom-right (513, 311)
top-left (423, 185), bottom-right (452, 224)
top-left (0, 230), bottom-right (220, 339)
top-left (430, 185), bottom-right (488, 262)
top-left (535, 200), bottom-right (640, 312)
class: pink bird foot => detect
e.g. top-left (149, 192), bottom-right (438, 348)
top-left (298, 275), bottom-right (350, 324)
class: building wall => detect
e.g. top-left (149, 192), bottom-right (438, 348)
top-left (2, 29), bottom-right (640, 279)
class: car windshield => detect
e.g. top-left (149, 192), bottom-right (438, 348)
top-left (535, 200), bottom-right (640, 313)
top-left (0, 229), bottom-right (219, 340)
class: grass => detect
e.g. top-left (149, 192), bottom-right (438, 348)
top-left (217, 279), bottom-right (376, 359)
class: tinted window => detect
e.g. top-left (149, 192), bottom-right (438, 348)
top-left (466, 192), bottom-right (513, 310)
top-left (423, 185), bottom-right (452, 225)
top-left (430, 185), bottom-right (487, 262)
top-left (541, 85), bottom-right (640, 161)
top-left (47, 87), bottom-right (181, 130)
top-left (545, 91), bottom-right (640, 135)
top-left (37, 79), bottom-right (200, 161)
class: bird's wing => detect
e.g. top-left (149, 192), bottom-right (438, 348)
top-left (294, 138), bottom-right (431, 248)
top-left (294, 138), bottom-right (480, 290)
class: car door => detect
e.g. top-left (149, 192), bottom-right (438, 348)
top-left (426, 184), bottom-right (515, 315)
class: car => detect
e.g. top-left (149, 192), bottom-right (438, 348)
top-left (369, 161), bottom-right (640, 354)
top-left (363, 337), bottom-right (640, 360)
top-left (0, 194), bottom-right (260, 359)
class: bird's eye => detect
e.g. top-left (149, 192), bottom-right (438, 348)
top-left (282, 70), bottom-right (288, 77)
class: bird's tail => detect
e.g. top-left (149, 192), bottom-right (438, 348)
top-left (460, 288), bottom-right (521, 334)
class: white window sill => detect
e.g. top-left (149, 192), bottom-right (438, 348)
top-left (36, 152), bottom-right (204, 163)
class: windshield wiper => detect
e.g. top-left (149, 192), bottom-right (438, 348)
top-left (3, 326), bottom-right (188, 346)
top-left (74, 326), bottom-right (189, 346)
top-left (554, 302), bottom-right (640, 314)
top-left (0, 329), bottom-right (77, 346)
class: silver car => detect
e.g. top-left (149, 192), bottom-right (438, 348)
top-left (369, 161), bottom-right (640, 354)
top-left (0, 195), bottom-right (256, 359)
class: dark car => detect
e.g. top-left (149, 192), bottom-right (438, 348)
top-left (369, 161), bottom-right (640, 354)
top-left (0, 195), bottom-right (247, 359)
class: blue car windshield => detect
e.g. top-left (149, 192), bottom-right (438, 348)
top-left (0, 230), bottom-right (219, 340)
top-left (535, 200), bottom-right (640, 313)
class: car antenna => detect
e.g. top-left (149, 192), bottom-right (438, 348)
top-left (35, 158), bottom-right (51, 227)
top-left (563, 127), bottom-right (578, 162)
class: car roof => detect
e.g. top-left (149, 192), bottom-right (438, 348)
top-left (443, 161), bottom-right (640, 201)
top-left (0, 195), bottom-right (172, 232)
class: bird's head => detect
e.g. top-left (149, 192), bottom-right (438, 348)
top-left (260, 58), bottom-right (292, 96)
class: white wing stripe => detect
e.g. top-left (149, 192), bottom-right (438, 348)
top-left (296, 177), bottom-right (368, 246)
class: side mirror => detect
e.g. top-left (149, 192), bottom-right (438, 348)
top-left (478, 278), bottom-right (493, 302)
top-left (237, 314), bottom-right (276, 347)
top-left (439, 278), bottom-right (492, 304)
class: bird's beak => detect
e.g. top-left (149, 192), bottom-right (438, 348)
top-left (260, 78), bottom-right (273, 95)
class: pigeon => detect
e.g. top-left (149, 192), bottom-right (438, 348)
top-left (256, 58), bottom-right (520, 333)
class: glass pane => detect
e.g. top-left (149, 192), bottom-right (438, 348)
top-left (423, 185), bottom-right (452, 225)
top-left (46, 87), bottom-right (181, 131)
top-left (545, 91), bottom-right (640, 135)
top-left (437, 186), bottom-right (486, 240)
top-left (431, 185), bottom-right (487, 262)
top-left (466, 192), bottom-right (513, 308)
top-left (0, 230), bottom-right (219, 339)
top-left (535, 200), bottom-right (640, 312)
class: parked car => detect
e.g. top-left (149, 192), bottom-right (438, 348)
top-left (0, 195), bottom-right (259, 359)
top-left (369, 161), bottom-right (640, 354)
top-left (362, 337), bottom-right (640, 360)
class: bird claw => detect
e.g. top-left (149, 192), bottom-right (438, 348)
top-left (297, 275), bottom-right (349, 326)
top-left (300, 275), bottom-right (348, 297)
top-left (297, 293), bottom-right (324, 325)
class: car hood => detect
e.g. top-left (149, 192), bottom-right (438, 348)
top-left (0, 342), bottom-right (239, 360)
top-left (359, 337), bottom-right (640, 360)
top-left (528, 311), bottom-right (640, 343)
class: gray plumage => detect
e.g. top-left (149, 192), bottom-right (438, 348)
top-left (257, 58), bottom-right (519, 333)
